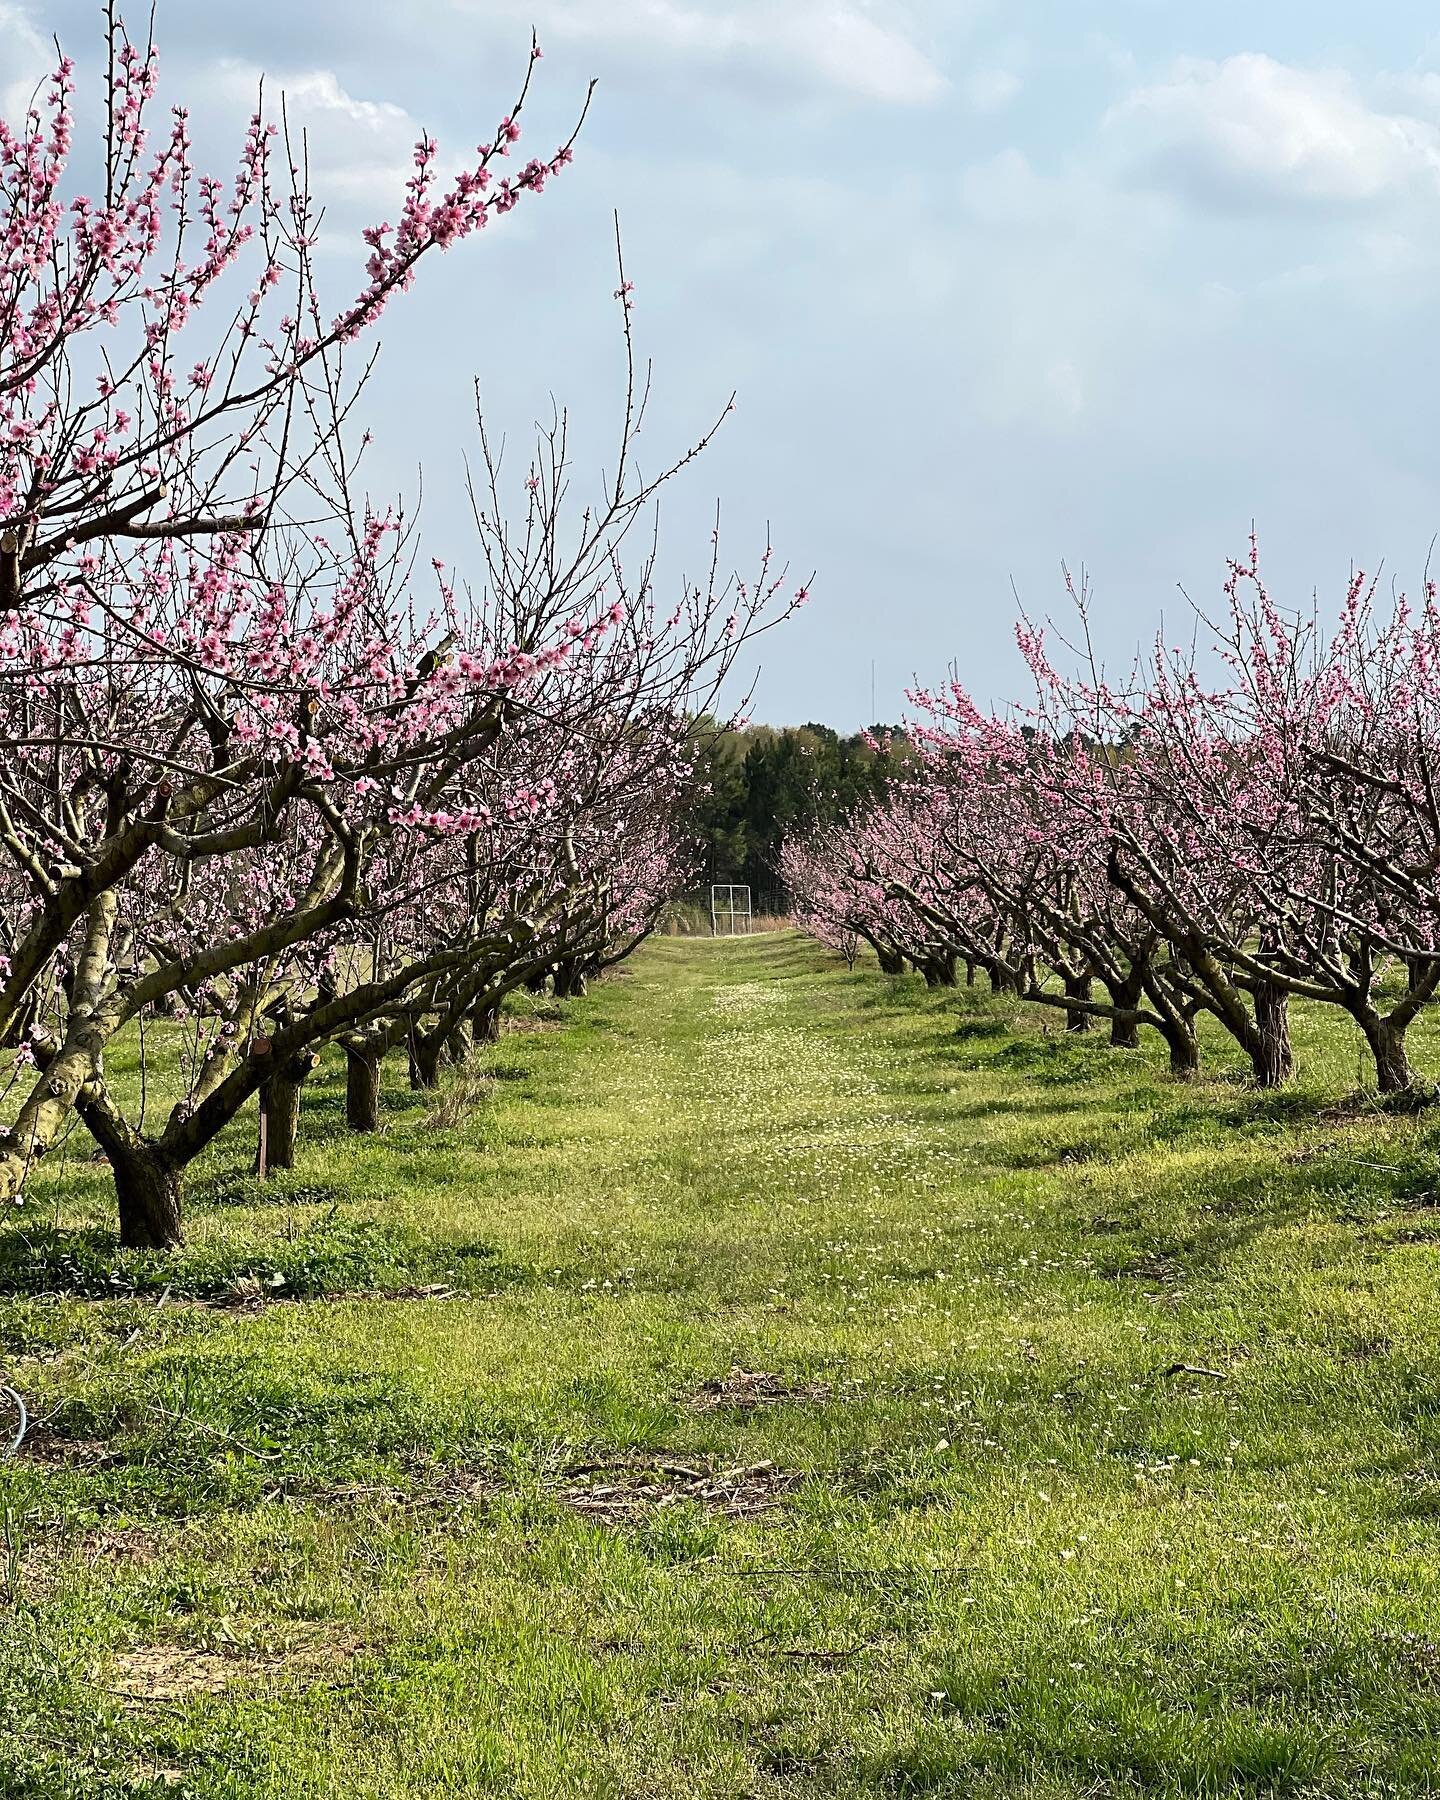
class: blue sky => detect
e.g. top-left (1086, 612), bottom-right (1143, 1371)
top-left (8, 1), bottom-right (1440, 726)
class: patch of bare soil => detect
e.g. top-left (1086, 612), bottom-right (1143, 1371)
top-left (284, 1460), bottom-right (504, 1511)
top-left (561, 1454), bottom-right (799, 1524)
top-left (11, 1421), bottom-right (125, 1470)
top-left (504, 1007), bottom-right (565, 1034)
top-left (687, 1367), bottom-right (831, 1413)
top-left (109, 1625), bottom-right (363, 1709)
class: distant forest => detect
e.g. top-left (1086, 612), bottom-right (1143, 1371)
top-left (685, 722), bottom-right (916, 910)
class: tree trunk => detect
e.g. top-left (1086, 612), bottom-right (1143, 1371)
top-left (74, 1086), bottom-right (186, 1249)
top-left (524, 969), bottom-right (550, 995)
top-left (114, 1148), bottom-right (185, 1251)
top-left (964, 958), bottom-right (976, 987)
top-left (1249, 982), bottom-right (1294, 1088)
top-left (1163, 1023), bottom-right (1201, 1079)
top-left (1358, 1011), bottom-right (1414, 1095)
top-left (345, 1044), bottom-right (383, 1133)
top-left (410, 1031), bottom-right (446, 1090)
top-left (470, 1002), bottom-right (501, 1044)
top-left (1110, 1012), bottom-right (1141, 1049)
top-left (859, 930), bottom-right (904, 975)
top-left (1106, 971), bottom-right (1144, 1048)
top-left (1063, 972), bottom-right (1093, 1033)
top-left (256, 1052), bottom-right (317, 1174)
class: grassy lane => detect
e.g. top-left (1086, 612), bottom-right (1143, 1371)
top-left (4, 934), bottom-right (1440, 1796)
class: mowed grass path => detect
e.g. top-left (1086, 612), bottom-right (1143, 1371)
top-left (5, 933), bottom-right (1440, 1796)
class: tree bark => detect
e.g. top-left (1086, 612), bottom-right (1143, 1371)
top-left (1163, 1022), bottom-right (1201, 1079)
top-left (1357, 1011), bottom-right (1414, 1095)
top-left (1105, 969), bottom-right (1145, 1048)
top-left (410, 1030), bottom-right (446, 1090)
top-left (256, 1051), bottom-right (318, 1174)
top-left (1110, 1013), bottom-right (1141, 1049)
top-left (114, 1148), bottom-right (184, 1250)
top-left (1063, 972), bottom-right (1093, 1033)
top-left (345, 1044), bottom-right (383, 1132)
top-left (73, 1089), bottom-right (185, 1250)
top-left (470, 1002), bottom-right (501, 1045)
top-left (1249, 982), bottom-right (1294, 1088)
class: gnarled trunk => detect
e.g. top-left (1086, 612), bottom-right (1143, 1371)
top-left (1250, 982), bottom-right (1294, 1088)
top-left (1358, 1011), bottom-right (1414, 1095)
top-left (257, 1051), bottom-right (318, 1175)
top-left (345, 1044), bottom-right (383, 1133)
top-left (410, 1030), bottom-right (446, 1091)
top-left (1110, 1013), bottom-right (1141, 1049)
top-left (470, 1002), bottom-right (501, 1045)
top-left (74, 1091), bottom-right (185, 1250)
top-left (1105, 969), bottom-right (1145, 1048)
top-left (553, 962), bottom-right (586, 998)
top-left (1163, 1021), bottom-right (1201, 1079)
top-left (114, 1148), bottom-right (184, 1251)
top-left (1063, 972), bottom-right (1093, 1034)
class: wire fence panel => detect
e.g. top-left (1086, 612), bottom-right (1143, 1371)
top-left (710, 884), bottom-right (753, 937)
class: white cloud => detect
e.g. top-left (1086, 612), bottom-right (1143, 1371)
top-left (456, 0), bottom-right (947, 106)
top-left (1108, 53), bottom-right (1440, 212)
top-left (204, 60), bottom-right (425, 215)
top-left (963, 66), bottom-right (1022, 113)
top-left (0, 2), bottom-right (55, 126)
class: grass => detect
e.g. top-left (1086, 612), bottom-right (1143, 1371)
top-left (3, 933), bottom-right (1440, 1796)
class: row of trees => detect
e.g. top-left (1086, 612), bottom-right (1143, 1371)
top-left (784, 545), bottom-right (1440, 1097)
top-left (0, 13), bottom-right (800, 1248)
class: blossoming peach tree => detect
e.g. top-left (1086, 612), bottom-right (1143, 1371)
top-left (786, 546), bottom-right (1440, 1096)
top-left (0, 10), bottom-right (807, 1246)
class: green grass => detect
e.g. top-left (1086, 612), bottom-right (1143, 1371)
top-left (4, 933), bottom-right (1440, 1796)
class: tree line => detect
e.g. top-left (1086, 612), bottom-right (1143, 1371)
top-left (685, 721), bottom-right (915, 909)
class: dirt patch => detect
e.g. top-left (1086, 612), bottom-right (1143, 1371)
top-left (109, 1626), bottom-right (362, 1709)
top-left (111, 1647), bottom-right (235, 1705)
top-left (11, 1422), bottom-right (126, 1470)
top-left (74, 1524), bottom-right (164, 1570)
top-left (287, 1461), bottom-right (503, 1511)
top-left (688, 1367), bottom-right (831, 1413)
top-left (504, 1013), bottom-right (565, 1034)
top-left (561, 1454), bottom-right (799, 1524)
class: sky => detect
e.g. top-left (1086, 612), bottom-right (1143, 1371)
top-left (8, 0), bottom-right (1440, 728)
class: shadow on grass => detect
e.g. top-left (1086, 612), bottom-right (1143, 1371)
top-left (0, 1212), bottom-right (518, 1301)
